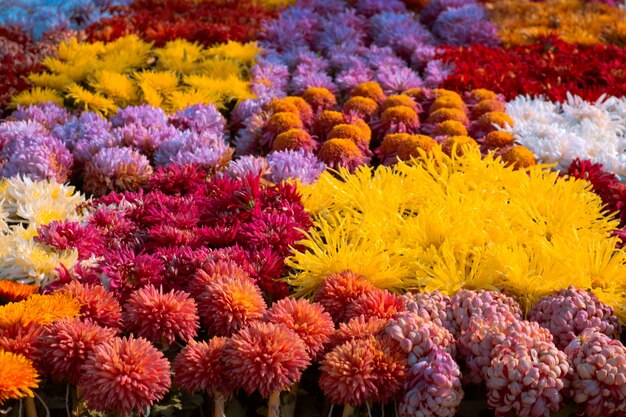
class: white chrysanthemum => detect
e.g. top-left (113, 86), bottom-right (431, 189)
top-left (0, 176), bottom-right (85, 227)
top-left (0, 233), bottom-right (79, 286)
top-left (505, 94), bottom-right (626, 179)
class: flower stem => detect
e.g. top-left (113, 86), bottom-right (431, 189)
top-left (213, 392), bottom-right (226, 417)
top-left (341, 404), bottom-right (354, 417)
top-left (267, 390), bottom-right (281, 417)
top-left (24, 397), bottom-right (37, 417)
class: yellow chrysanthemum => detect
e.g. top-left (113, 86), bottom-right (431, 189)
top-left (9, 87), bottom-right (63, 108)
top-left (66, 84), bottom-right (118, 116)
top-left (98, 35), bottom-right (152, 73)
top-left (288, 147), bottom-right (626, 323)
top-left (27, 72), bottom-right (72, 90)
top-left (0, 292), bottom-right (80, 328)
top-left (89, 70), bottom-right (139, 106)
top-left (0, 351), bottom-right (39, 403)
top-left (155, 39), bottom-right (205, 74)
top-left (205, 41), bottom-right (261, 65)
top-left (165, 89), bottom-right (224, 112)
top-left (199, 59), bottom-right (243, 79)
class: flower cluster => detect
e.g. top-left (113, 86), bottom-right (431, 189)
top-left (2, 102), bottom-right (232, 195)
top-left (438, 38), bottom-right (626, 102)
top-left (288, 148), bottom-right (626, 322)
top-left (85, 0), bottom-right (279, 46)
top-left (11, 35), bottom-right (258, 113)
top-left (0, 0), bottom-right (128, 40)
top-left (504, 94), bottom-right (626, 178)
top-left (484, 0), bottom-right (626, 46)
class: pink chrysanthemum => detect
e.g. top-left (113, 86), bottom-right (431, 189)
top-left (196, 275), bottom-right (267, 336)
top-left (188, 260), bottom-right (251, 299)
top-left (173, 337), bottom-right (230, 397)
top-left (529, 286), bottom-right (621, 350)
top-left (402, 290), bottom-right (454, 330)
top-left (38, 318), bottom-right (116, 384)
top-left (223, 322), bottom-right (310, 398)
top-left (564, 329), bottom-right (626, 417)
top-left (386, 312), bottom-right (456, 366)
top-left (0, 324), bottom-right (44, 361)
top-left (329, 315), bottom-right (388, 349)
top-left (400, 350), bottom-right (464, 417)
top-left (486, 338), bottom-right (569, 417)
top-left (314, 271), bottom-right (376, 323)
top-left (449, 289), bottom-right (522, 338)
top-left (60, 281), bottom-right (122, 330)
top-left (345, 288), bottom-right (406, 321)
top-left (458, 316), bottom-right (552, 384)
top-left (320, 336), bottom-right (405, 406)
top-left (123, 285), bottom-right (199, 345)
top-left (265, 298), bottom-right (335, 360)
top-left (80, 336), bottom-right (171, 415)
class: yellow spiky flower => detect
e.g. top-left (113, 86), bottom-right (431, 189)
top-left (88, 70), bottom-right (139, 106)
top-left (0, 351), bottom-right (39, 403)
top-left (66, 84), bottom-right (118, 116)
top-left (288, 148), bottom-right (626, 323)
top-left (9, 87), bottom-right (64, 108)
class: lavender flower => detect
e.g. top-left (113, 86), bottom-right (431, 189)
top-left (432, 4), bottom-right (499, 46)
top-left (154, 131), bottom-right (232, 170)
top-left (83, 147), bottom-right (152, 196)
top-left (10, 102), bottom-right (71, 130)
top-left (169, 104), bottom-right (226, 136)
top-left (224, 156), bottom-right (270, 180)
top-left (266, 149), bottom-right (326, 184)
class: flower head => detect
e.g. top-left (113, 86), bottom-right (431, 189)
top-left (0, 281), bottom-right (38, 303)
top-left (60, 281), bottom-right (122, 330)
top-left (265, 298), bottom-right (335, 359)
top-left (266, 149), bottom-right (326, 185)
top-left (432, 120), bottom-right (468, 137)
top-left (302, 87), bottom-right (337, 113)
top-left (530, 287), bottom-right (621, 350)
top-left (39, 318), bottom-right (116, 384)
top-left (0, 351), bottom-right (39, 403)
top-left (345, 288), bottom-right (406, 320)
top-left (124, 285), bottom-right (199, 345)
top-left (272, 129), bottom-right (314, 152)
top-left (80, 336), bottom-right (171, 415)
top-left (173, 337), bottom-right (230, 396)
top-left (83, 147), bottom-right (153, 196)
top-left (318, 138), bottom-right (368, 172)
top-left (223, 322), bottom-right (310, 398)
top-left (196, 275), bottom-right (267, 336)
top-left (484, 131), bottom-right (515, 149)
top-left (501, 145), bottom-right (537, 169)
top-left (351, 81), bottom-right (387, 104)
top-left (330, 315), bottom-right (388, 349)
top-left (449, 289), bottom-right (522, 338)
top-left (314, 271), bottom-right (376, 323)
top-left (470, 99), bottom-right (505, 119)
top-left (342, 96), bottom-right (379, 120)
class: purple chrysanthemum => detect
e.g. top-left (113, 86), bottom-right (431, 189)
top-left (83, 147), bottom-right (152, 196)
top-left (266, 149), bottom-right (326, 184)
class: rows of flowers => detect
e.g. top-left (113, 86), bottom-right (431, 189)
top-left (1, 0), bottom-right (626, 416)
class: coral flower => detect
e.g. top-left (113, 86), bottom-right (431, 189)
top-left (0, 281), bottom-right (37, 303)
top-left (381, 95), bottom-right (420, 113)
top-left (501, 146), bottom-right (537, 169)
top-left (60, 281), bottom-right (122, 330)
top-left (426, 108), bottom-right (469, 125)
top-left (320, 336), bottom-right (405, 406)
top-left (272, 129), bottom-right (314, 152)
top-left (39, 318), bottom-right (116, 384)
top-left (0, 351), bottom-right (39, 403)
top-left (173, 337), bottom-right (229, 396)
top-left (345, 288), bottom-right (406, 320)
top-left (302, 87), bottom-right (337, 112)
top-left (313, 110), bottom-right (345, 137)
top-left (265, 298), bottom-right (335, 359)
top-left (342, 96), bottom-right (379, 120)
top-left (483, 131), bottom-right (515, 149)
top-left (432, 120), bottom-right (468, 137)
top-left (351, 82), bottom-right (387, 104)
top-left (442, 136), bottom-right (479, 156)
top-left (397, 135), bottom-right (439, 161)
top-left (330, 315), bottom-right (388, 349)
top-left (223, 322), bottom-right (310, 398)
top-left (123, 285), bottom-right (199, 345)
top-left (80, 336), bottom-right (171, 415)
top-left (314, 270), bottom-right (376, 323)
top-left (196, 275), bottom-right (267, 336)
top-left (318, 138), bottom-right (368, 172)
top-left (327, 124), bottom-right (371, 151)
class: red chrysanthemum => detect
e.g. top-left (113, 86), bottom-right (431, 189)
top-left (265, 298), bottom-right (335, 359)
top-left (223, 322), bottom-right (310, 398)
top-left (60, 281), bottom-right (122, 330)
top-left (38, 318), bottom-right (116, 384)
top-left (173, 337), bottom-right (230, 397)
top-left (345, 288), bottom-right (406, 321)
top-left (196, 275), bottom-right (267, 336)
top-left (314, 271), bottom-right (376, 323)
top-left (80, 336), bottom-right (171, 415)
top-left (123, 285), bottom-right (199, 345)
